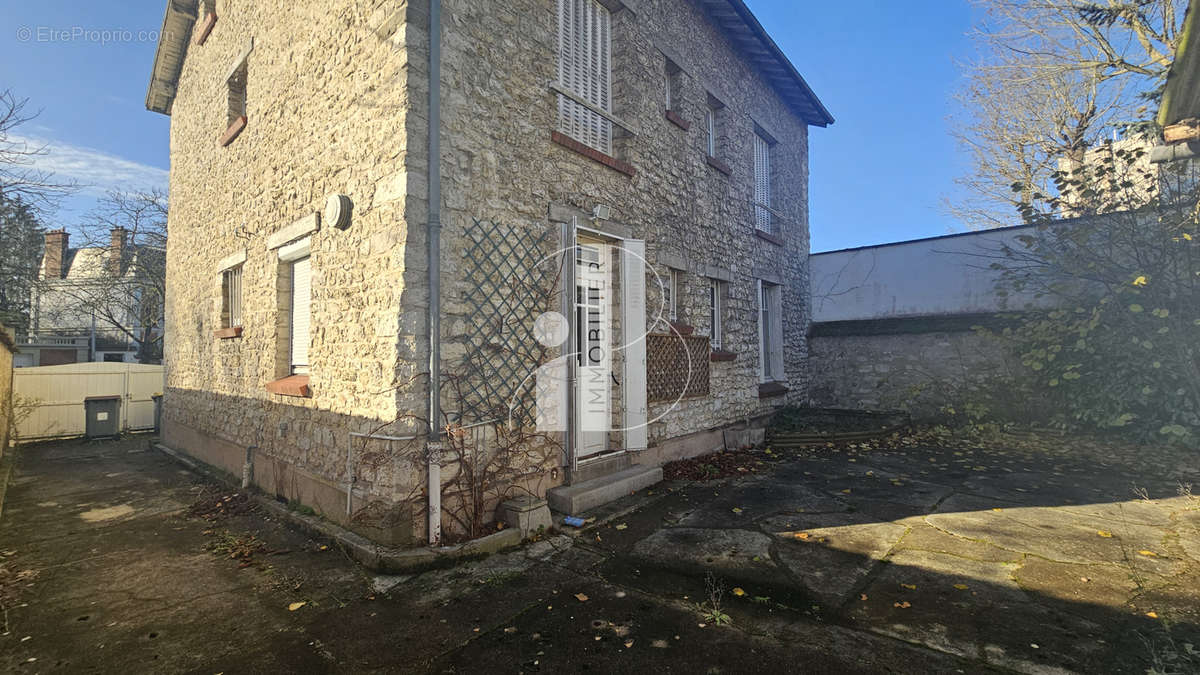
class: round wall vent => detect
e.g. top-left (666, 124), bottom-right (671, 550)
top-left (324, 193), bottom-right (353, 230)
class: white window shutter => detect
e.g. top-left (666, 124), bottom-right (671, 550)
top-left (754, 134), bottom-right (771, 232)
top-left (290, 257), bottom-right (311, 373)
top-left (621, 240), bottom-right (647, 451)
top-left (556, 0), bottom-right (612, 154)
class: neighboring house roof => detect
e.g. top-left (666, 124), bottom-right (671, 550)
top-left (1158, 2), bottom-right (1200, 126)
top-left (39, 246), bottom-right (159, 281)
top-left (145, 0), bottom-right (833, 126)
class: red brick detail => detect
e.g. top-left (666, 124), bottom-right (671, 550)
top-left (220, 115), bottom-right (247, 147)
top-left (710, 349), bottom-right (736, 362)
top-left (755, 229), bottom-right (784, 247)
top-left (551, 131), bottom-right (635, 177)
top-left (705, 154), bottom-right (732, 176)
top-left (213, 326), bottom-right (243, 339)
top-left (194, 11), bottom-right (217, 45)
top-left (758, 381), bottom-right (789, 398)
top-left (266, 375), bottom-right (311, 398)
top-left (665, 109), bottom-right (690, 130)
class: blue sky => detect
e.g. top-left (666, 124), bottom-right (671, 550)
top-left (0, 1), bottom-right (976, 252)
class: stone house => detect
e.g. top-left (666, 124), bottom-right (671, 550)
top-left (22, 229), bottom-right (164, 366)
top-left (146, 0), bottom-right (831, 545)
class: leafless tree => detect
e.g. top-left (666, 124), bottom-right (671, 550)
top-left (948, 0), bottom-right (1182, 229)
top-left (0, 90), bottom-right (74, 212)
top-left (38, 188), bottom-right (167, 362)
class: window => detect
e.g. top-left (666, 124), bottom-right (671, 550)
top-left (228, 59), bottom-right (247, 127)
top-left (704, 105), bottom-right (717, 157)
top-left (708, 279), bottom-right (723, 350)
top-left (556, 0), bottom-right (612, 154)
top-left (664, 58), bottom-right (681, 112)
top-left (757, 280), bottom-right (782, 381)
top-left (754, 132), bottom-right (773, 233)
top-left (221, 265), bottom-right (243, 328)
top-left (290, 257), bottom-right (311, 374)
top-left (667, 268), bottom-right (680, 321)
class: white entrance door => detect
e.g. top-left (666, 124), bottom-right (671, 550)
top-left (575, 238), bottom-right (611, 459)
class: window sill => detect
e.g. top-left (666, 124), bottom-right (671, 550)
top-left (220, 115), bottom-right (247, 147)
top-left (550, 131), bottom-right (635, 177)
top-left (665, 109), bottom-right (690, 131)
top-left (213, 326), bottom-right (243, 339)
top-left (668, 321), bottom-right (694, 336)
top-left (710, 349), bottom-right (736, 362)
top-left (265, 374), bottom-right (311, 398)
top-left (195, 11), bottom-right (217, 45)
top-left (758, 381), bottom-right (789, 398)
top-left (705, 154), bottom-right (732, 176)
top-left (755, 229), bottom-right (784, 247)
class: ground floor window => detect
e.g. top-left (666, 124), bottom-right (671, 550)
top-left (757, 279), bottom-right (782, 381)
top-left (709, 278), bottom-right (723, 350)
top-left (289, 256), bottom-right (311, 374)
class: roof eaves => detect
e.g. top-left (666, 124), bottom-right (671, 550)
top-left (1158, 2), bottom-right (1200, 127)
top-left (711, 0), bottom-right (834, 127)
top-left (145, 0), bottom-right (198, 115)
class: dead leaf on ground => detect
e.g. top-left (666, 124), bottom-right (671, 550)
top-left (1097, 530), bottom-right (1113, 538)
top-left (614, 523), bottom-right (628, 530)
top-left (288, 601), bottom-right (306, 611)
top-left (900, 583), bottom-right (917, 590)
top-left (574, 593), bottom-right (589, 602)
top-left (893, 601), bottom-right (911, 609)
top-left (1137, 550), bottom-right (1158, 557)
top-left (731, 587), bottom-right (746, 597)
top-left (953, 584), bottom-right (969, 590)
top-left (1147, 611), bottom-right (1159, 619)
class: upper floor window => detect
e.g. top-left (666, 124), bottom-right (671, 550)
top-left (705, 106), bottom-right (717, 156)
top-left (754, 132), bottom-right (773, 233)
top-left (664, 58), bottom-right (681, 112)
top-left (556, 0), bottom-right (612, 154)
top-left (221, 40), bottom-right (252, 146)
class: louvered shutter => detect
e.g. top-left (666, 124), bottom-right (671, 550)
top-left (621, 240), bottom-right (647, 451)
top-left (290, 256), bottom-right (311, 373)
top-left (754, 134), bottom-right (772, 233)
top-left (557, 0), bottom-right (612, 154)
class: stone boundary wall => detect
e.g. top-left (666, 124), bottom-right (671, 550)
top-left (806, 316), bottom-right (1018, 419)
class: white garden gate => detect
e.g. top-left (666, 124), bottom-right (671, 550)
top-left (13, 362), bottom-right (165, 441)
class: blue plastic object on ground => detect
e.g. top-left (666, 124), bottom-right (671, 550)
top-left (563, 516), bottom-right (586, 527)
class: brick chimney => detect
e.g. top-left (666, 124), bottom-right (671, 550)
top-left (107, 227), bottom-right (127, 276)
top-left (43, 229), bottom-right (69, 279)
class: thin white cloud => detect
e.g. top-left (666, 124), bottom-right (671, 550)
top-left (11, 134), bottom-right (167, 196)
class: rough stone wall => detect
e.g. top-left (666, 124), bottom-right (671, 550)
top-left (420, 0), bottom-right (814, 450)
top-left (807, 323), bottom-right (1015, 419)
top-left (163, 0), bottom-right (422, 533)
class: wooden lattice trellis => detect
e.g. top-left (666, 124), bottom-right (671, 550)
top-left (646, 334), bottom-right (710, 402)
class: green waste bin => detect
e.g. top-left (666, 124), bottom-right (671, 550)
top-left (84, 396), bottom-right (121, 440)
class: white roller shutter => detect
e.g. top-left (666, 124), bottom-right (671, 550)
top-left (621, 240), bottom-right (647, 451)
top-left (557, 0), bottom-right (612, 154)
top-left (754, 133), bottom-right (772, 233)
top-left (290, 256), bottom-right (311, 373)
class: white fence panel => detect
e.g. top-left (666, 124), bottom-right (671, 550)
top-left (13, 362), bottom-right (165, 441)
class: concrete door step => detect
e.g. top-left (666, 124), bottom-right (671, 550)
top-left (547, 464), bottom-right (662, 515)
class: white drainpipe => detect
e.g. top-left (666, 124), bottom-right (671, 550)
top-left (426, 0), bottom-right (444, 547)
